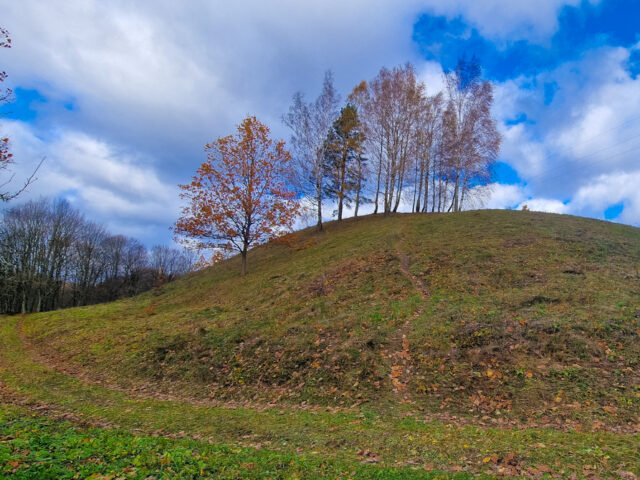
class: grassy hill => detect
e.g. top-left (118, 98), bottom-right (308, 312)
top-left (17, 210), bottom-right (640, 422)
top-left (2, 210), bottom-right (640, 478)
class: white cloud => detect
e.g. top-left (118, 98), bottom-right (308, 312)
top-left (517, 198), bottom-right (569, 214)
top-left (480, 183), bottom-right (527, 209)
top-left (570, 170), bottom-right (640, 224)
top-left (467, 184), bottom-right (572, 216)
top-left (419, 0), bottom-right (601, 44)
top-left (1, 119), bottom-right (180, 244)
top-left (417, 61), bottom-right (447, 95)
top-left (492, 45), bottom-right (640, 224)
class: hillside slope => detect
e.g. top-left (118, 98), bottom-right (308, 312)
top-left (19, 210), bottom-right (640, 428)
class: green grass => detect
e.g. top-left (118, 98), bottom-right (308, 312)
top-left (1, 316), bottom-right (639, 478)
top-left (1, 404), bottom-right (479, 479)
top-left (2, 210), bottom-right (640, 478)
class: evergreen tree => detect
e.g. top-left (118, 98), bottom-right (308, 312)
top-left (323, 104), bottom-right (366, 220)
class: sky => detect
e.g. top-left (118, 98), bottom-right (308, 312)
top-left (1, 0), bottom-right (640, 246)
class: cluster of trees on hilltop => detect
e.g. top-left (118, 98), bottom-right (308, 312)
top-left (284, 58), bottom-right (501, 231)
top-left (175, 58), bottom-right (501, 275)
top-left (0, 198), bottom-right (194, 314)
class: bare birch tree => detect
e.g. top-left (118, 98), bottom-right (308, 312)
top-left (441, 57), bottom-right (501, 212)
top-left (284, 71), bottom-right (340, 230)
top-left (349, 64), bottom-right (424, 215)
top-left (413, 92), bottom-right (443, 213)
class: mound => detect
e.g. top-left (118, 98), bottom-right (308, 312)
top-left (20, 210), bottom-right (640, 427)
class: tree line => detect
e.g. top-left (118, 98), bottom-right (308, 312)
top-left (285, 58), bottom-right (501, 231)
top-left (0, 198), bottom-right (194, 314)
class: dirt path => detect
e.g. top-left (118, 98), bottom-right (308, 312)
top-left (396, 248), bottom-right (430, 300)
top-left (387, 231), bottom-right (431, 396)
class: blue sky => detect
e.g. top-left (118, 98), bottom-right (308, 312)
top-left (414, 0), bottom-right (640, 80)
top-left (1, 0), bottom-right (640, 245)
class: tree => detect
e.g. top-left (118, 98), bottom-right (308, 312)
top-left (441, 56), bottom-right (501, 212)
top-left (412, 92), bottom-right (443, 213)
top-left (349, 64), bottom-right (425, 215)
top-left (352, 143), bottom-right (368, 218)
top-left (0, 198), bottom-right (50, 313)
top-left (149, 245), bottom-right (194, 284)
top-left (175, 116), bottom-right (300, 276)
top-left (284, 71), bottom-right (340, 231)
top-left (0, 27), bottom-right (42, 202)
top-left (323, 104), bottom-right (366, 220)
top-left (120, 238), bottom-right (149, 296)
top-left (71, 220), bottom-right (107, 306)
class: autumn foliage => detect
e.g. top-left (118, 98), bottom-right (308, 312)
top-left (175, 116), bottom-right (300, 275)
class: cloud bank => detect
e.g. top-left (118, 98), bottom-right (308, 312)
top-left (1, 0), bottom-right (639, 246)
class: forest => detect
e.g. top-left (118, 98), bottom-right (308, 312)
top-left (0, 198), bottom-right (193, 314)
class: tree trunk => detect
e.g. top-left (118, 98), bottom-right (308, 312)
top-left (422, 159), bottom-right (430, 213)
top-left (373, 139), bottom-right (383, 214)
top-left (452, 170), bottom-right (460, 212)
top-left (35, 290), bottom-right (41, 313)
top-left (415, 160), bottom-right (423, 213)
top-left (459, 173), bottom-right (468, 211)
top-left (413, 155), bottom-right (420, 213)
top-left (338, 150), bottom-right (347, 221)
top-left (383, 159), bottom-right (393, 215)
top-left (241, 248), bottom-right (248, 276)
top-left (431, 160), bottom-right (437, 213)
top-left (392, 162), bottom-right (404, 213)
top-left (354, 158), bottom-right (362, 218)
top-left (316, 189), bottom-right (323, 231)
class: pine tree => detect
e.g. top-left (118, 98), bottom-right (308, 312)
top-left (322, 104), bottom-right (366, 221)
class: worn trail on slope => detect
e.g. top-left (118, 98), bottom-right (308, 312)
top-left (388, 227), bottom-right (431, 395)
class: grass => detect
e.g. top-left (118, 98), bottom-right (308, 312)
top-left (2, 210), bottom-right (640, 477)
top-left (1, 404), bottom-right (480, 479)
top-left (18, 211), bottom-right (640, 423)
top-left (1, 316), bottom-right (639, 478)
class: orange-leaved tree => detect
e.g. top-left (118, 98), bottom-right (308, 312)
top-left (175, 116), bottom-right (300, 276)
